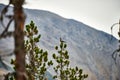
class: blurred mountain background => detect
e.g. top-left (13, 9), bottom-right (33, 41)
top-left (0, 4), bottom-right (120, 80)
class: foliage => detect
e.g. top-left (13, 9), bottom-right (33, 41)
top-left (52, 39), bottom-right (88, 80)
top-left (9, 21), bottom-right (88, 80)
top-left (10, 21), bottom-right (53, 80)
top-left (24, 21), bottom-right (53, 80)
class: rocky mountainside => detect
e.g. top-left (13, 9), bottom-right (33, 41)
top-left (0, 4), bottom-right (120, 80)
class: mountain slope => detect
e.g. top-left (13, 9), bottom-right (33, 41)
top-left (25, 9), bottom-right (120, 80)
top-left (0, 4), bottom-right (120, 80)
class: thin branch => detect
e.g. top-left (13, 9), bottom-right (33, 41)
top-left (112, 48), bottom-right (120, 64)
top-left (0, 17), bottom-right (14, 39)
top-left (0, 4), bottom-right (10, 28)
top-left (0, 52), bottom-right (14, 57)
top-left (110, 23), bottom-right (119, 40)
top-left (111, 20), bottom-right (120, 64)
top-left (111, 23), bottom-right (119, 31)
top-left (0, 31), bottom-right (14, 39)
top-left (112, 50), bottom-right (118, 64)
top-left (1, 17), bottom-right (13, 35)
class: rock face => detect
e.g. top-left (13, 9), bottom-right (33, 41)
top-left (0, 3), bottom-right (120, 80)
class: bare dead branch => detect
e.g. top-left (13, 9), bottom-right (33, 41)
top-left (110, 23), bottom-right (119, 40)
top-left (0, 17), bottom-right (14, 38)
top-left (112, 49), bottom-right (119, 64)
top-left (0, 3), bottom-right (11, 28)
top-left (111, 19), bottom-right (120, 64)
top-left (0, 31), bottom-right (14, 39)
top-left (5, 15), bottom-right (13, 19)
top-left (0, 52), bottom-right (14, 57)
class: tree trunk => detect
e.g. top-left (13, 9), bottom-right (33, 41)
top-left (13, 0), bottom-right (27, 80)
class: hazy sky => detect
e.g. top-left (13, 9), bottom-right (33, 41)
top-left (0, 0), bottom-right (120, 38)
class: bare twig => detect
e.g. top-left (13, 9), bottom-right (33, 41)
top-left (0, 31), bottom-right (14, 39)
top-left (0, 52), bottom-right (14, 57)
top-left (0, 17), bottom-right (14, 38)
top-left (0, 1), bottom-right (14, 38)
top-left (112, 49), bottom-right (120, 64)
top-left (111, 19), bottom-right (120, 64)
top-left (0, 3), bottom-right (10, 28)
top-left (110, 23), bottom-right (119, 40)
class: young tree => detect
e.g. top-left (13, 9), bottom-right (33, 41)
top-left (52, 39), bottom-right (69, 80)
top-left (24, 21), bottom-right (53, 80)
top-left (10, 21), bottom-right (88, 80)
top-left (10, 21), bottom-right (53, 80)
top-left (52, 39), bottom-right (88, 80)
